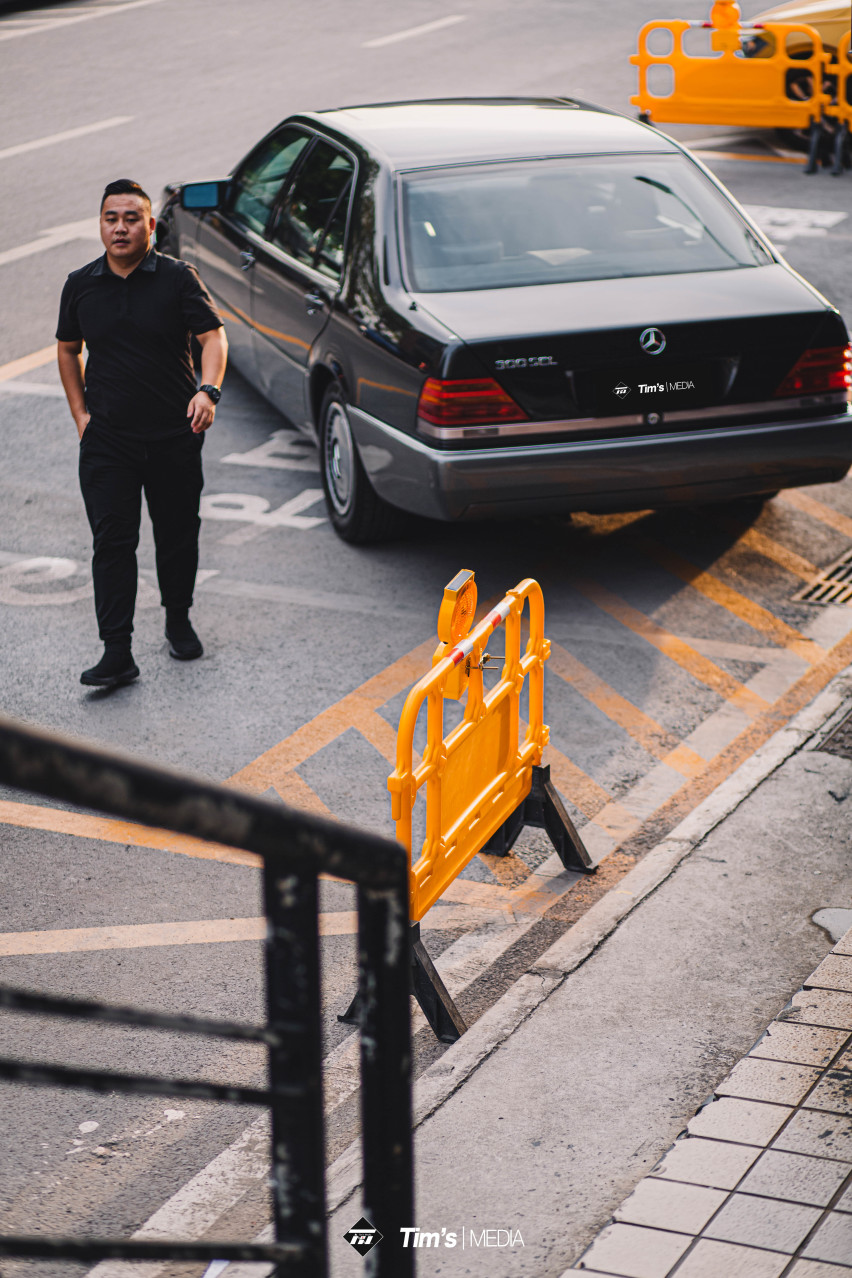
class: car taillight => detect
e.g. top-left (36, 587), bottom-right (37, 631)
top-left (773, 346), bottom-right (851, 398)
top-left (417, 378), bottom-right (528, 427)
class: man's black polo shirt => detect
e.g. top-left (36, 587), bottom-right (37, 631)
top-left (56, 249), bottom-right (222, 440)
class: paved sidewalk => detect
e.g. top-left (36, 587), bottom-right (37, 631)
top-left (328, 668), bottom-right (852, 1276)
top-left (571, 934), bottom-right (852, 1276)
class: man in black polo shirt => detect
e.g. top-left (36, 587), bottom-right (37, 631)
top-left (57, 178), bottom-right (227, 688)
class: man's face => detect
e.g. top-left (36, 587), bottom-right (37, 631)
top-left (100, 194), bottom-right (154, 263)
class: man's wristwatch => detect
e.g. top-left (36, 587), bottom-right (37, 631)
top-left (199, 384), bottom-right (221, 404)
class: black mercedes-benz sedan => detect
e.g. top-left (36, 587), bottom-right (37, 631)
top-left (157, 98), bottom-right (852, 542)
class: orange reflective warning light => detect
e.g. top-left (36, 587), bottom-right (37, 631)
top-left (436, 569), bottom-right (478, 646)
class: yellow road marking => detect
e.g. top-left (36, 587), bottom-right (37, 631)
top-left (0, 799), bottom-right (261, 867)
top-left (643, 539), bottom-right (825, 664)
top-left (692, 150), bottom-right (805, 165)
top-left (543, 744), bottom-right (612, 819)
top-left (2, 514), bottom-right (847, 923)
top-left (0, 904), bottom-right (499, 957)
top-left (780, 490), bottom-right (852, 541)
top-left (228, 639), bottom-right (435, 795)
top-left (271, 771), bottom-right (333, 817)
top-left (548, 641), bottom-right (705, 777)
top-left (570, 575), bottom-right (769, 716)
top-left (717, 520), bottom-right (818, 583)
top-left (626, 620), bottom-right (852, 855)
top-left (0, 344), bottom-right (55, 382)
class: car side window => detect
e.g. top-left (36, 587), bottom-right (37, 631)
top-left (228, 128), bottom-right (311, 236)
top-left (313, 179), bottom-right (353, 279)
top-left (271, 141), bottom-right (355, 278)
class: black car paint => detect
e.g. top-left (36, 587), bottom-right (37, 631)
top-left (157, 98), bottom-right (851, 523)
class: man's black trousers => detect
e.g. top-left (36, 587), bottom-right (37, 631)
top-left (79, 426), bottom-right (204, 647)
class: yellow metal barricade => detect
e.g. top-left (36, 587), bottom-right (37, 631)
top-left (631, 18), bottom-right (829, 128)
top-left (388, 571), bottom-right (593, 924)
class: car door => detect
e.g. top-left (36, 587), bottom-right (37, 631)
top-left (250, 137), bottom-right (356, 428)
top-left (194, 125), bottom-right (311, 380)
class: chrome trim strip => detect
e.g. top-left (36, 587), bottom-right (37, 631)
top-left (354, 403), bottom-right (852, 467)
top-left (415, 394), bottom-right (848, 442)
top-left (416, 414), bottom-right (641, 440)
top-left (663, 393), bottom-right (846, 424)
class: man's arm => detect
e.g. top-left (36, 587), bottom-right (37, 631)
top-left (186, 327), bottom-right (228, 434)
top-left (57, 340), bottom-right (90, 439)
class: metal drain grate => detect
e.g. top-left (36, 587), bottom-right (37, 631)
top-left (817, 707), bottom-right (852, 760)
top-left (793, 548), bottom-right (852, 605)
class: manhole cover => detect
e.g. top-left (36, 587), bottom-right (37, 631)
top-left (817, 708), bottom-right (852, 760)
top-left (793, 548), bottom-right (852, 605)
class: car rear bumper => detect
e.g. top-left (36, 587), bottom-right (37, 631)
top-left (349, 405), bottom-right (852, 520)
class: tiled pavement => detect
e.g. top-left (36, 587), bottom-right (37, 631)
top-left (570, 930), bottom-right (852, 1277)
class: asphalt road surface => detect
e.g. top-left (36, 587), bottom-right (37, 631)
top-left (1, 0), bottom-right (852, 1273)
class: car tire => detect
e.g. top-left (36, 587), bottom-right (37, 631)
top-left (318, 381), bottom-right (403, 543)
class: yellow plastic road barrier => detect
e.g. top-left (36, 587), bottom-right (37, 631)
top-left (631, 18), bottom-right (830, 128)
top-left (388, 571), bottom-right (594, 924)
top-left (835, 31), bottom-right (851, 129)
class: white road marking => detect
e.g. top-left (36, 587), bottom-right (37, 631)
top-left (742, 204), bottom-right (849, 242)
top-left (0, 217), bottom-right (100, 269)
top-left (0, 380), bottom-right (65, 398)
top-left (0, 116), bottom-right (133, 163)
top-left (220, 429), bottom-right (319, 473)
top-left (201, 490), bottom-right (325, 533)
top-left (0, 556), bottom-right (162, 608)
top-left (86, 1115), bottom-right (272, 1278)
top-left (0, 0), bottom-right (168, 42)
top-left (197, 572), bottom-right (422, 617)
top-left (362, 13), bottom-right (466, 47)
top-left (0, 558), bottom-right (92, 606)
top-left (0, 548), bottom-right (417, 618)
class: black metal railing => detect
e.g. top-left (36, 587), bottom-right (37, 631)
top-left (0, 715), bottom-right (413, 1277)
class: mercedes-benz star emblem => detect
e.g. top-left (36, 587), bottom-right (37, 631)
top-left (639, 327), bottom-right (666, 355)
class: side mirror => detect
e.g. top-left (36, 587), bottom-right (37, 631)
top-left (180, 179), bottom-right (229, 211)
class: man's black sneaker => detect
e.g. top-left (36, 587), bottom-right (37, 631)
top-left (80, 650), bottom-right (139, 688)
top-left (165, 615), bottom-right (203, 661)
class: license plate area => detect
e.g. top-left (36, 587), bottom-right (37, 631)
top-left (581, 360), bottom-right (734, 415)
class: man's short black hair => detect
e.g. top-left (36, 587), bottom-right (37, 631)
top-left (101, 179), bottom-right (152, 212)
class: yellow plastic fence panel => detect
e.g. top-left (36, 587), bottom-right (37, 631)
top-left (388, 577), bottom-right (549, 923)
top-left (831, 32), bottom-right (851, 128)
top-left (631, 20), bottom-right (830, 127)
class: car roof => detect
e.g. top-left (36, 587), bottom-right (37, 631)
top-left (293, 98), bottom-right (680, 170)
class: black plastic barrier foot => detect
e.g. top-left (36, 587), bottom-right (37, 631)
top-left (339, 924), bottom-right (466, 1043)
top-left (482, 764), bottom-right (596, 874)
top-left (410, 923), bottom-right (466, 1043)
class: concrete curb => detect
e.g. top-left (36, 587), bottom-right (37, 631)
top-left (326, 664), bottom-right (852, 1214)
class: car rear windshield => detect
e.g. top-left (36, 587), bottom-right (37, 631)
top-left (400, 153), bottom-right (772, 292)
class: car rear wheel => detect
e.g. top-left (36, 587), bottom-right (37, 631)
top-left (319, 382), bottom-right (403, 543)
